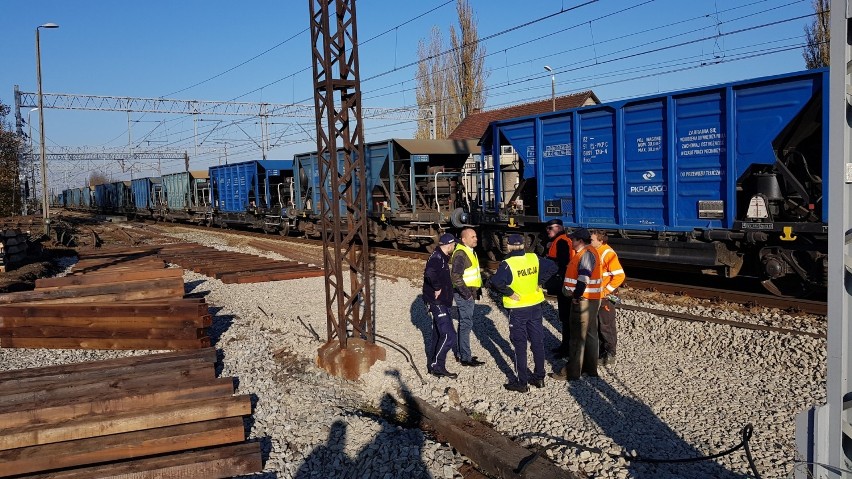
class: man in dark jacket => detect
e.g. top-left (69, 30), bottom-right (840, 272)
top-left (543, 219), bottom-right (574, 357)
top-left (423, 233), bottom-right (459, 379)
top-left (451, 227), bottom-right (485, 367)
top-left (490, 234), bottom-right (557, 392)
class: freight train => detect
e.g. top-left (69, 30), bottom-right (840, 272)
top-left (57, 69), bottom-right (828, 296)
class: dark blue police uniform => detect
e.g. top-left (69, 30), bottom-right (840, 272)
top-left (490, 235), bottom-right (557, 391)
top-left (423, 234), bottom-right (458, 377)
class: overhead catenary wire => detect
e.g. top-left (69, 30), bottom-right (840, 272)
top-left (60, 1), bottom-right (815, 179)
top-left (147, 5), bottom-right (813, 155)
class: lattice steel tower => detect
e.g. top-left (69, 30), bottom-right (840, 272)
top-left (309, 0), bottom-right (384, 378)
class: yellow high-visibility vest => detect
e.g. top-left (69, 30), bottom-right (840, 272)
top-left (502, 253), bottom-right (545, 308)
top-left (453, 244), bottom-right (482, 288)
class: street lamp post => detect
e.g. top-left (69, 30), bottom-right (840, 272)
top-left (544, 65), bottom-right (555, 112)
top-left (544, 65), bottom-right (556, 111)
top-left (36, 22), bottom-right (59, 237)
top-left (27, 108), bottom-right (38, 214)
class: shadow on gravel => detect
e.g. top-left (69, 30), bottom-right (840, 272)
top-left (539, 299), bottom-right (567, 369)
top-left (183, 278), bottom-right (207, 293)
top-left (563, 372), bottom-right (750, 479)
top-left (410, 296), bottom-right (432, 364)
top-left (470, 304), bottom-right (515, 379)
top-left (480, 287), bottom-right (565, 376)
top-left (295, 370), bottom-right (431, 478)
top-left (207, 306), bottom-right (236, 350)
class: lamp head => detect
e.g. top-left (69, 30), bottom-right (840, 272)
top-left (39, 23), bottom-right (59, 29)
top-left (543, 65), bottom-right (553, 72)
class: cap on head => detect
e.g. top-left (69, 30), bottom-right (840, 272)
top-left (545, 218), bottom-right (563, 227)
top-left (507, 234), bottom-right (524, 246)
top-left (438, 233), bottom-right (456, 246)
top-left (568, 227), bottom-right (592, 243)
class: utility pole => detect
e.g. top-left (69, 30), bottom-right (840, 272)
top-left (795, 1), bottom-right (852, 477)
top-left (309, 0), bottom-right (384, 379)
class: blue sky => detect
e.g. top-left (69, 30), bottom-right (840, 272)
top-left (1, 0), bottom-right (816, 187)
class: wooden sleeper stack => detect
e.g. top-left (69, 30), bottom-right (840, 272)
top-left (0, 348), bottom-right (263, 478)
top-left (0, 247), bottom-right (210, 350)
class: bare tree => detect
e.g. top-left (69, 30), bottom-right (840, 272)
top-left (88, 172), bottom-right (109, 186)
top-left (448, 0), bottom-right (487, 120)
top-left (803, 0), bottom-right (829, 69)
top-left (0, 101), bottom-right (23, 216)
top-left (415, 0), bottom-right (487, 139)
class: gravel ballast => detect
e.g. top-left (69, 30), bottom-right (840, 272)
top-left (0, 230), bottom-right (826, 479)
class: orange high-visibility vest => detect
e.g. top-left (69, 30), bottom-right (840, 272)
top-left (547, 234), bottom-right (574, 261)
top-left (563, 246), bottom-right (603, 300)
top-left (597, 243), bottom-right (625, 295)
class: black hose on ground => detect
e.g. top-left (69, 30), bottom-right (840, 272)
top-left (515, 423), bottom-right (761, 478)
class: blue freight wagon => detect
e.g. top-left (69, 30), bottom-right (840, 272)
top-left (69, 188), bottom-right (83, 209)
top-left (62, 189), bottom-right (73, 208)
top-left (93, 183), bottom-right (116, 212)
top-left (292, 138), bottom-right (478, 247)
top-left (83, 186), bottom-right (93, 209)
top-left (476, 69), bottom-right (828, 295)
top-left (209, 160), bottom-right (293, 233)
top-left (130, 177), bottom-right (162, 217)
top-left (112, 181), bottom-right (134, 214)
top-left (160, 170), bottom-right (210, 223)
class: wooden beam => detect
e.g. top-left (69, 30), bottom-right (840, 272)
top-left (19, 442), bottom-right (262, 479)
top-left (0, 361), bottom-right (215, 402)
top-left (0, 417), bottom-right (247, 477)
top-left (0, 395), bottom-right (252, 450)
top-left (0, 301), bottom-right (209, 319)
top-left (0, 315), bottom-right (210, 330)
top-left (219, 268), bottom-right (326, 284)
top-left (0, 325), bottom-right (204, 340)
top-left (0, 278), bottom-right (185, 304)
top-left (0, 336), bottom-right (211, 350)
top-left (0, 377), bottom-right (234, 429)
top-left (34, 268), bottom-right (179, 289)
top-left (0, 347), bottom-right (216, 382)
top-left (0, 376), bottom-right (232, 413)
top-left (411, 396), bottom-right (573, 479)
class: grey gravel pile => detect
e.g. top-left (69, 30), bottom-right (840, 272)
top-left (0, 229), bottom-right (826, 479)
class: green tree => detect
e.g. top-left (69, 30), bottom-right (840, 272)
top-left (803, 0), bottom-right (830, 69)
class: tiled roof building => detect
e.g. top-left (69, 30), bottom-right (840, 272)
top-left (447, 91), bottom-right (600, 141)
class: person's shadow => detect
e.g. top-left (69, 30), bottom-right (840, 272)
top-left (293, 421), bottom-right (354, 478)
top-left (468, 300), bottom-right (515, 379)
top-left (294, 369), bottom-right (432, 478)
top-left (409, 295), bottom-right (432, 362)
top-left (538, 298), bottom-right (566, 370)
top-left (479, 286), bottom-right (564, 381)
top-left (544, 370), bottom-right (753, 478)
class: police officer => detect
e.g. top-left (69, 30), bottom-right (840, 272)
top-left (451, 227), bottom-right (485, 367)
top-left (549, 227), bottom-right (603, 381)
top-left (490, 234), bottom-right (557, 393)
top-left (543, 219), bottom-right (574, 358)
top-left (590, 229), bottom-right (626, 365)
top-left (423, 233), bottom-right (459, 379)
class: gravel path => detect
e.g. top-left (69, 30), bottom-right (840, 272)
top-left (0, 230), bottom-right (826, 479)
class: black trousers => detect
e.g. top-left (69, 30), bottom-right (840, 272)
top-left (598, 301), bottom-right (618, 356)
top-left (556, 293), bottom-right (571, 351)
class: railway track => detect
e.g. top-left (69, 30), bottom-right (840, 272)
top-left (122, 219), bottom-right (828, 339)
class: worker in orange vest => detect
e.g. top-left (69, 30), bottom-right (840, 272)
top-left (549, 227), bottom-right (603, 381)
top-left (543, 219), bottom-right (574, 358)
top-left (590, 229), bottom-right (626, 365)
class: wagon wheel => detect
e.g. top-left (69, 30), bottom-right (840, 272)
top-left (279, 222), bottom-right (290, 236)
top-left (760, 276), bottom-right (816, 298)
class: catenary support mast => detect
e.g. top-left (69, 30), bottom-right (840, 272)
top-left (308, 0), bottom-right (384, 379)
